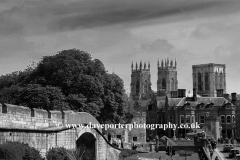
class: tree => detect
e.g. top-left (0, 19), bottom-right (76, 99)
top-left (0, 49), bottom-right (132, 123)
top-left (0, 85), bottom-right (21, 104)
top-left (17, 84), bottom-right (69, 110)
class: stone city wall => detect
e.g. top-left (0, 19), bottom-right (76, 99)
top-left (0, 103), bottom-right (121, 160)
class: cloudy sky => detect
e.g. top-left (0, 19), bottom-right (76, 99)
top-left (1, 0), bottom-right (240, 95)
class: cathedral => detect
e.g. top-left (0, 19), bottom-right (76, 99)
top-left (130, 59), bottom-right (227, 100)
top-left (192, 63), bottom-right (226, 97)
top-left (129, 59), bottom-right (237, 140)
top-left (130, 58), bottom-right (178, 101)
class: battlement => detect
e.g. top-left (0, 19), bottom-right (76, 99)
top-left (132, 68), bottom-right (150, 72)
top-left (192, 63), bottom-right (225, 68)
top-left (0, 103), bottom-right (99, 129)
top-left (158, 66), bottom-right (176, 70)
top-left (131, 61), bottom-right (150, 72)
top-left (157, 57), bottom-right (177, 70)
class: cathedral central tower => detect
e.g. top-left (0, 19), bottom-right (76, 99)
top-left (157, 58), bottom-right (178, 97)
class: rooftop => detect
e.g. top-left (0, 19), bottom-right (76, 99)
top-left (179, 97), bottom-right (230, 106)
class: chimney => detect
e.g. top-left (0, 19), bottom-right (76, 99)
top-left (216, 89), bottom-right (224, 97)
top-left (182, 89), bottom-right (186, 97)
top-left (193, 88), bottom-right (197, 101)
top-left (224, 94), bottom-right (230, 100)
top-left (177, 89), bottom-right (186, 98)
top-left (231, 92), bottom-right (237, 105)
top-left (178, 89), bottom-right (182, 98)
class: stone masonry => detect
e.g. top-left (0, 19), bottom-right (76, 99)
top-left (0, 103), bottom-right (121, 160)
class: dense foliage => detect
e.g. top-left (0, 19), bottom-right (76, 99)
top-left (119, 149), bottom-right (138, 159)
top-left (0, 142), bottom-right (42, 160)
top-left (46, 147), bottom-right (70, 160)
top-left (0, 49), bottom-right (131, 123)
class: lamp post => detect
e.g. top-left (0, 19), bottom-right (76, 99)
top-left (219, 125), bottom-right (222, 141)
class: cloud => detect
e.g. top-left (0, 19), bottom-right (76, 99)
top-left (48, 0), bottom-right (240, 31)
top-left (190, 17), bottom-right (240, 40)
top-left (0, 37), bottom-right (36, 58)
top-left (0, 0), bottom-right (240, 36)
top-left (214, 45), bottom-right (232, 58)
top-left (106, 49), bottom-right (139, 64)
top-left (190, 25), bottom-right (212, 39)
top-left (141, 39), bottom-right (174, 52)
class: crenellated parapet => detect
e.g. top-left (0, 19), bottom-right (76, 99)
top-left (131, 61), bottom-right (150, 72)
top-left (157, 57), bottom-right (177, 70)
top-left (0, 103), bottom-right (121, 160)
top-left (0, 103), bottom-right (99, 130)
top-left (192, 63), bottom-right (225, 68)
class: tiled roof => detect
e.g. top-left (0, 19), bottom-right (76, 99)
top-left (178, 97), bottom-right (230, 106)
top-left (132, 99), bottom-right (150, 113)
top-left (168, 98), bottom-right (183, 106)
top-left (156, 97), bottom-right (183, 109)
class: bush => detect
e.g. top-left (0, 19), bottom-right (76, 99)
top-left (0, 141), bottom-right (42, 160)
top-left (46, 147), bottom-right (70, 160)
top-left (23, 145), bottom-right (43, 160)
top-left (119, 149), bottom-right (138, 159)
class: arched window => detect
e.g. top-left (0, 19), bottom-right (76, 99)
top-left (215, 72), bottom-right (218, 89)
top-left (144, 80), bottom-right (147, 93)
top-left (136, 81), bottom-right (140, 94)
top-left (205, 72), bottom-right (209, 90)
top-left (198, 73), bottom-right (202, 91)
top-left (220, 72), bottom-right (223, 89)
top-left (162, 78), bottom-right (166, 90)
top-left (171, 78), bottom-right (174, 91)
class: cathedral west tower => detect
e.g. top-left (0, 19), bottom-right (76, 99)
top-left (157, 58), bottom-right (178, 97)
top-left (130, 61), bottom-right (152, 100)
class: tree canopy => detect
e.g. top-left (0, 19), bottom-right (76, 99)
top-left (0, 49), bottom-right (131, 124)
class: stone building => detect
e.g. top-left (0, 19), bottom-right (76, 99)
top-left (130, 58), bottom-right (178, 100)
top-left (129, 60), bottom-right (239, 141)
top-left (157, 58), bottom-right (178, 97)
top-left (106, 111), bottom-right (146, 145)
top-left (146, 89), bottom-right (236, 139)
top-left (128, 58), bottom-right (178, 142)
top-left (192, 63), bottom-right (226, 97)
top-left (130, 61), bottom-right (152, 101)
top-left (233, 93), bottom-right (240, 137)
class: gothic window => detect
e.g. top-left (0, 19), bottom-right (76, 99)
top-left (198, 73), bottom-right (202, 91)
top-left (215, 72), bottom-right (218, 89)
top-left (144, 80), bottom-right (147, 93)
top-left (220, 72), bottom-right (223, 89)
top-left (205, 72), bottom-right (209, 90)
top-left (162, 78), bottom-right (166, 89)
top-left (171, 78), bottom-right (174, 91)
top-left (136, 81), bottom-right (140, 94)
